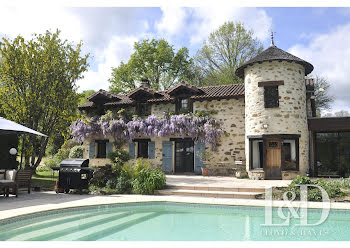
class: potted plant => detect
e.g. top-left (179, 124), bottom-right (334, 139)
top-left (199, 150), bottom-right (211, 176)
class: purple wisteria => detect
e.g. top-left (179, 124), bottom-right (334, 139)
top-left (70, 113), bottom-right (223, 148)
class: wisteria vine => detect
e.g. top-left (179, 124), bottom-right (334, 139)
top-left (70, 113), bottom-right (223, 149)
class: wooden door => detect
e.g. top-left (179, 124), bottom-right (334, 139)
top-left (265, 138), bottom-right (282, 179)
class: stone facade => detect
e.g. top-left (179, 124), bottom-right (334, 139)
top-left (244, 61), bottom-right (309, 178)
top-left (83, 98), bottom-right (245, 177)
top-left (193, 98), bottom-right (245, 175)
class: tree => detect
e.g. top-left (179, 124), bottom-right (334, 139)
top-left (0, 30), bottom-right (89, 169)
top-left (313, 76), bottom-right (334, 116)
top-left (79, 90), bottom-right (95, 105)
top-left (194, 22), bottom-right (263, 86)
top-left (109, 38), bottom-right (194, 93)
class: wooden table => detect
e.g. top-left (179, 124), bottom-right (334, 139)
top-left (0, 180), bottom-right (17, 197)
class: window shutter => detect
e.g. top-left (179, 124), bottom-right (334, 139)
top-left (148, 141), bottom-right (155, 159)
top-left (106, 142), bottom-right (113, 156)
top-left (129, 142), bottom-right (135, 159)
top-left (89, 141), bottom-right (95, 158)
top-left (162, 141), bottom-right (173, 173)
top-left (194, 142), bottom-right (205, 174)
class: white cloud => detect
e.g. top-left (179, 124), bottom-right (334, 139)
top-left (0, 6), bottom-right (82, 43)
top-left (78, 35), bottom-right (138, 91)
top-left (155, 7), bottom-right (189, 38)
top-left (155, 7), bottom-right (272, 46)
top-left (289, 23), bottom-right (350, 113)
top-left (189, 7), bottom-right (272, 45)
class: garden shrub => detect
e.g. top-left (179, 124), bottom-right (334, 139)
top-left (116, 171), bottom-right (132, 193)
top-left (69, 145), bottom-right (84, 158)
top-left (89, 158), bottom-right (165, 195)
top-left (286, 176), bottom-right (344, 201)
top-left (90, 166), bottom-right (114, 188)
top-left (132, 168), bottom-right (166, 195)
top-left (44, 158), bottom-right (60, 168)
top-left (107, 149), bottom-right (130, 166)
top-left (106, 177), bottom-right (118, 189)
top-left (55, 139), bottom-right (80, 162)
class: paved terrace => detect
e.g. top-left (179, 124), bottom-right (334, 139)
top-left (166, 175), bottom-right (291, 188)
top-left (0, 176), bottom-right (347, 221)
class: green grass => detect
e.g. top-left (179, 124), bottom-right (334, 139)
top-left (32, 170), bottom-right (58, 191)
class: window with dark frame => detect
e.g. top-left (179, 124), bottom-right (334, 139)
top-left (136, 102), bottom-right (151, 117)
top-left (282, 139), bottom-right (298, 171)
top-left (96, 140), bottom-right (107, 158)
top-left (176, 98), bottom-right (192, 113)
top-left (137, 140), bottom-right (149, 158)
top-left (264, 86), bottom-right (279, 108)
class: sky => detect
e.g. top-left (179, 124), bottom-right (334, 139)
top-left (0, 6), bottom-right (350, 113)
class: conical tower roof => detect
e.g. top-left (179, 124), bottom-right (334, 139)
top-left (235, 45), bottom-right (314, 78)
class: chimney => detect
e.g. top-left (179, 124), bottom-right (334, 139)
top-left (141, 78), bottom-right (150, 88)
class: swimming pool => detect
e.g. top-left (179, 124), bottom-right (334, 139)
top-left (0, 202), bottom-right (349, 241)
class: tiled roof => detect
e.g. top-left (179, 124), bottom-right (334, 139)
top-left (78, 83), bottom-right (245, 110)
top-left (235, 45), bottom-right (314, 78)
top-left (87, 89), bottom-right (120, 101)
top-left (167, 81), bottom-right (203, 95)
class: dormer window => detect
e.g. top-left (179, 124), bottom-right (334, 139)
top-left (176, 98), bottom-right (192, 113)
top-left (136, 102), bottom-right (151, 117)
top-left (181, 99), bottom-right (188, 109)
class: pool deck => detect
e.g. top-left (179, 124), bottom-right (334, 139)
top-left (0, 175), bottom-right (350, 220)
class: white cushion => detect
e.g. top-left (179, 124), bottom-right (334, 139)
top-left (0, 174), bottom-right (4, 180)
top-left (5, 170), bottom-right (17, 180)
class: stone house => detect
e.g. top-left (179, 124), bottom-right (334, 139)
top-left (78, 43), bottom-right (350, 180)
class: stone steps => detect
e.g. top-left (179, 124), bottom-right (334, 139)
top-left (154, 185), bottom-right (265, 199)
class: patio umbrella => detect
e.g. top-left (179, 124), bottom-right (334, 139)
top-left (0, 117), bottom-right (47, 169)
top-left (0, 117), bottom-right (46, 136)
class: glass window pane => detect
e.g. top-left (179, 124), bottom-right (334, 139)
top-left (282, 139), bottom-right (296, 170)
top-left (252, 140), bottom-right (263, 169)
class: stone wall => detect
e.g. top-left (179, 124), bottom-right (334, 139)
top-left (151, 102), bottom-right (175, 116)
top-left (244, 61), bottom-right (309, 177)
top-left (82, 98), bottom-right (246, 176)
top-left (193, 98), bottom-right (245, 176)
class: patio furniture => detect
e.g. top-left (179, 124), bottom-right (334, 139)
top-left (0, 180), bottom-right (17, 197)
top-left (0, 169), bottom-right (32, 197)
top-left (15, 169), bottom-right (32, 194)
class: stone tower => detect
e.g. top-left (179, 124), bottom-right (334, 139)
top-left (235, 44), bottom-right (314, 180)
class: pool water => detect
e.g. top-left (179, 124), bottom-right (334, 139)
top-left (0, 202), bottom-right (349, 241)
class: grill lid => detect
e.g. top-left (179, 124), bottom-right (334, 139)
top-left (60, 159), bottom-right (89, 168)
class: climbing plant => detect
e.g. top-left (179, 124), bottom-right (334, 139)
top-left (70, 112), bottom-right (223, 149)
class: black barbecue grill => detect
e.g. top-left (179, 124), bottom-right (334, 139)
top-left (56, 158), bottom-right (93, 193)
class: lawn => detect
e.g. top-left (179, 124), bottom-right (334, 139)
top-left (31, 170), bottom-right (58, 191)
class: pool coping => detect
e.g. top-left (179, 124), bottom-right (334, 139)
top-left (1, 193), bottom-right (350, 221)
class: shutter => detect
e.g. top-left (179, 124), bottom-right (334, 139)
top-left (89, 141), bottom-right (95, 158)
top-left (162, 141), bottom-right (173, 173)
top-left (129, 142), bottom-right (135, 159)
top-left (106, 142), bottom-right (113, 156)
top-left (148, 141), bottom-right (155, 159)
top-left (194, 142), bottom-right (205, 174)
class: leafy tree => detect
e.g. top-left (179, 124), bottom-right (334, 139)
top-left (109, 38), bottom-right (194, 93)
top-left (313, 76), bottom-right (334, 116)
top-left (194, 21), bottom-right (263, 86)
top-left (79, 90), bottom-right (95, 105)
top-left (0, 30), bottom-right (89, 169)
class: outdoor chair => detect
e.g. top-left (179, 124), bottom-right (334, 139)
top-left (14, 169), bottom-right (32, 194)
